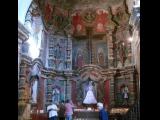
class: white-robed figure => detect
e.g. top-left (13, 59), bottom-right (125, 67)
top-left (31, 63), bottom-right (40, 103)
top-left (52, 88), bottom-right (60, 104)
top-left (83, 80), bottom-right (97, 104)
top-left (31, 78), bottom-right (38, 103)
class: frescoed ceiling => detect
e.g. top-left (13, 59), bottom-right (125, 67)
top-left (34, 0), bottom-right (129, 34)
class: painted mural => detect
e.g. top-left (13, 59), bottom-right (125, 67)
top-left (94, 40), bottom-right (108, 67)
top-left (72, 40), bottom-right (89, 69)
top-left (46, 78), bottom-right (65, 104)
top-left (72, 11), bottom-right (86, 35)
top-left (115, 77), bottom-right (130, 106)
top-left (94, 9), bottom-right (108, 33)
top-left (48, 36), bottom-right (68, 70)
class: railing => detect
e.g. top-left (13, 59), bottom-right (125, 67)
top-left (121, 100), bottom-right (140, 120)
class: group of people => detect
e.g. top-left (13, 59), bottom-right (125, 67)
top-left (47, 99), bottom-right (109, 120)
top-left (47, 99), bottom-right (75, 120)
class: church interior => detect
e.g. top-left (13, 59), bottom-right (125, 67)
top-left (18, 0), bottom-right (140, 120)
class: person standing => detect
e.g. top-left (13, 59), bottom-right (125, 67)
top-left (65, 99), bottom-right (74, 120)
top-left (47, 101), bottom-right (59, 120)
top-left (58, 100), bottom-right (65, 120)
top-left (97, 102), bottom-right (109, 120)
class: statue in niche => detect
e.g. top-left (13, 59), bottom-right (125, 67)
top-left (121, 84), bottom-right (129, 105)
top-left (117, 41), bottom-right (127, 66)
top-left (76, 49), bottom-right (84, 68)
top-left (57, 61), bottom-right (64, 70)
top-left (52, 88), bottom-right (60, 104)
top-left (31, 63), bottom-right (41, 76)
top-left (31, 76), bottom-right (38, 103)
top-left (83, 79), bottom-right (97, 104)
top-left (54, 43), bottom-right (62, 59)
top-left (97, 48), bottom-right (105, 65)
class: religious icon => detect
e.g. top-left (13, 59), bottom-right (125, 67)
top-left (97, 48), bottom-right (105, 65)
top-left (95, 9), bottom-right (107, 33)
top-left (76, 49), bottom-right (84, 68)
top-left (121, 84), bottom-right (129, 105)
top-left (72, 12), bottom-right (85, 34)
top-left (52, 88), bottom-right (60, 104)
top-left (44, 1), bottom-right (53, 23)
top-left (83, 80), bottom-right (97, 104)
top-left (31, 77), bottom-right (38, 103)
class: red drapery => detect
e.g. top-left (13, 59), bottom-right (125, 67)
top-left (94, 9), bottom-right (107, 33)
top-left (72, 12), bottom-right (85, 34)
top-left (104, 80), bottom-right (110, 106)
top-left (71, 80), bottom-right (77, 104)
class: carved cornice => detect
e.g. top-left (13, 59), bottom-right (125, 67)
top-left (18, 21), bottom-right (30, 42)
top-left (21, 54), bottom-right (32, 64)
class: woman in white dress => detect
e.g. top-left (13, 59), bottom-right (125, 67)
top-left (83, 81), bottom-right (97, 104)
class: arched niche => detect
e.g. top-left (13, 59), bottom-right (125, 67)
top-left (77, 65), bottom-right (105, 104)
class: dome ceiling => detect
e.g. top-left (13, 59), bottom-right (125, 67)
top-left (34, 0), bottom-right (129, 34)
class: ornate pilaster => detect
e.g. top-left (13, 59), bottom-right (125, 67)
top-left (64, 71), bottom-right (73, 100)
top-left (108, 69), bottom-right (116, 107)
top-left (18, 21), bottom-right (31, 120)
top-left (18, 39), bottom-right (22, 81)
top-left (18, 57), bottom-right (32, 120)
top-left (125, 66), bottom-right (136, 105)
top-left (107, 30), bottom-right (114, 68)
top-left (66, 34), bottom-right (72, 70)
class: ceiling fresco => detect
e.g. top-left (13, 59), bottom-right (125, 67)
top-left (34, 0), bottom-right (129, 34)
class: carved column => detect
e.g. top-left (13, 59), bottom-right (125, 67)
top-left (64, 71), bottom-right (73, 101)
top-left (125, 35), bottom-right (132, 66)
top-left (18, 39), bottom-right (22, 81)
top-left (107, 31), bottom-right (114, 68)
top-left (37, 76), bottom-right (45, 111)
top-left (128, 67), bottom-right (136, 105)
top-left (18, 21), bottom-right (31, 120)
top-left (66, 34), bottom-right (72, 70)
top-left (108, 70), bottom-right (116, 107)
top-left (18, 58), bottom-right (32, 120)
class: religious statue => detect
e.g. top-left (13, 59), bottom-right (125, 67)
top-left (31, 78), bottom-right (38, 103)
top-left (54, 43), bottom-right (62, 59)
top-left (121, 85), bottom-right (129, 105)
top-left (31, 63), bottom-right (40, 76)
top-left (98, 48), bottom-right (105, 65)
top-left (83, 80), bottom-right (97, 104)
top-left (52, 88), bottom-right (60, 104)
top-left (76, 49), bottom-right (84, 68)
top-left (117, 41), bottom-right (128, 66)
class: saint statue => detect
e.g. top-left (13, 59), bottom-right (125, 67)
top-left (83, 80), bottom-right (97, 104)
top-left (98, 48), bottom-right (105, 65)
top-left (31, 78), bottom-right (38, 103)
top-left (52, 88), bottom-right (60, 104)
top-left (121, 85), bottom-right (129, 105)
top-left (76, 49), bottom-right (84, 68)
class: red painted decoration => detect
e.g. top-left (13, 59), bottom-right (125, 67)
top-left (94, 9), bottom-right (108, 33)
top-left (104, 80), bottom-right (110, 106)
top-left (44, 1), bottom-right (53, 23)
top-left (72, 12), bottom-right (85, 34)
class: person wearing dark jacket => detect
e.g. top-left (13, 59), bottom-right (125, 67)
top-left (58, 100), bottom-right (65, 120)
top-left (97, 102), bottom-right (109, 120)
